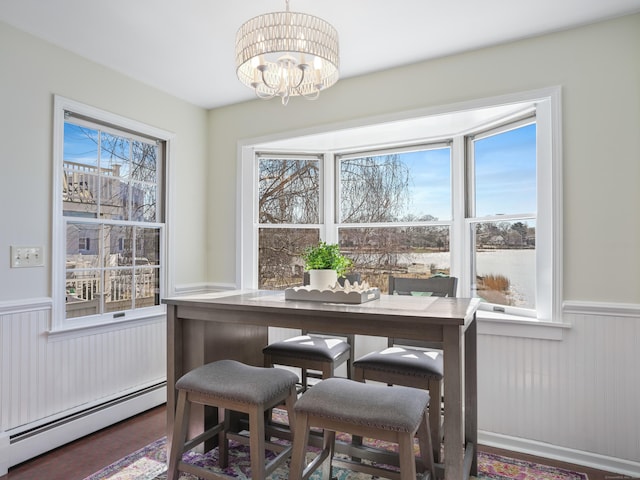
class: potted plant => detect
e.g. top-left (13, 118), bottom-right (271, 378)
top-left (301, 241), bottom-right (353, 290)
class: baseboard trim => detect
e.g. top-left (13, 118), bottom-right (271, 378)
top-left (2, 384), bottom-right (166, 475)
top-left (479, 430), bottom-right (640, 477)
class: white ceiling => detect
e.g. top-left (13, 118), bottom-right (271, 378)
top-left (1, 0), bottom-right (639, 109)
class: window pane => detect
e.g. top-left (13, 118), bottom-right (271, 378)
top-left (339, 226), bottom-right (450, 293)
top-left (137, 227), bottom-right (161, 266)
top-left (63, 123), bottom-right (99, 217)
top-left (258, 228), bottom-right (319, 289)
top-left (135, 267), bottom-right (160, 308)
top-left (105, 269), bottom-right (133, 312)
top-left (101, 132), bottom-right (130, 176)
top-left (131, 140), bottom-right (157, 182)
top-left (104, 225), bottom-right (133, 266)
top-left (66, 223), bottom-right (100, 267)
top-left (472, 220), bottom-right (536, 309)
top-left (474, 123), bottom-right (536, 217)
top-left (66, 269), bottom-right (101, 319)
top-left (339, 147), bottom-right (451, 223)
top-left (131, 181), bottom-right (156, 222)
top-left (100, 172), bottom-right (127, 220)
top-left (259, 157), bottom-right (320, 224)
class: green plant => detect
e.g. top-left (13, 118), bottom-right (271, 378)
top-left (301, 241), bottom-right (353, 278)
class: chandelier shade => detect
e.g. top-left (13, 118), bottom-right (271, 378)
top-left (235, 1), bottom-right (339, 105)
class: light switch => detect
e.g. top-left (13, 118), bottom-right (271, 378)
top-left (10, 246), bottom-right (44, 268)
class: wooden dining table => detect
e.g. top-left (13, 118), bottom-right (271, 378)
top-left (163, 290), bottom-right (480, 480)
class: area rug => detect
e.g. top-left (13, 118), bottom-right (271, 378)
top-left (83, 436), bottom-right (588, 480)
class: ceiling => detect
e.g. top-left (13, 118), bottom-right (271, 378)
top-left (1, 0), bottom-right (639, 109)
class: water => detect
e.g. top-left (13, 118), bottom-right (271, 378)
top-left (397, 249), bottom-right (535, 308)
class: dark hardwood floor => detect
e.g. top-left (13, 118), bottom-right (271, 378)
top-left (2, 406), bottom-right (166, 480)
top-left (1, 404), bottom-right (620, 480)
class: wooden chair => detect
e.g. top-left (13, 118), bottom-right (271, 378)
top-left (263, 273), bottom-right (361, 391)
top-left (352, 275), bottom-right (457, 462)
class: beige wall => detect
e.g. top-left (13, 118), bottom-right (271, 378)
top-left (207, 13), bottom-right (640, 306)
top-left (0, 21), bottom-right (209, 301)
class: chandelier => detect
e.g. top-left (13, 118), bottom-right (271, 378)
top-left (235, 0), bottom-right (339, 105)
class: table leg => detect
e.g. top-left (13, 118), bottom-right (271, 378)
top-left (166, 304), bottom-right (183, 455)
top-left (465, 315), bottom-right (478, 476)
top-left (443, 325), bottom-right (463, 480)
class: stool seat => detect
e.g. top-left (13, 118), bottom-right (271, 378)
top-left (295, 377), bottom-right (430, 433)
top-left (167, 360), bottom-right (298, 480)
top-left (353, 347), bottom-right (443, 379)
top-left (176, 359), bottom-right (299, 404)
top-left (263, 335), bottom-right (350, 362)
top-left (289, 378), bottom-right (435, 480)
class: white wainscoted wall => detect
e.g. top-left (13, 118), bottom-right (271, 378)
top-left (0, 298), bottom-right (167, 475)
top-left (477, 302), bottom-right (640, 477)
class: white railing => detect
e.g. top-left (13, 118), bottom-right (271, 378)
top-left (66, 270), bottom-right (156, 315)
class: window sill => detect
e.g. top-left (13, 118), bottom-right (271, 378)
top-left (477, 311), bottom-right (570, 340)
top-left (47, 306), bottom-right (166, 342)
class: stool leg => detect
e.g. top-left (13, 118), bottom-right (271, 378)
top-left (322, 430), bottom-right (336, 480)
top-left (284, 385), bottom-right (297, 438)
top-left (289, 412), bottom-right (311, 480)
top-left (398, 432), bottom-right (417, 480)
top-left (167, 390), bottom-right (190, 480)
top-left (417, 411), bottom-right (435, 480)
top-left (428, 378), bottom-right (443, 462)
top-left (350, 367), bottom-right (365, 460)
top-left (249, 404), bottom-right (267, 480)
top-left (219, 407), bottom-right (230, 468)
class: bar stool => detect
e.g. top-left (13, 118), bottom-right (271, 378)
top-left (289, 377), bottom-right (435, 480)
top-left (262, 273), bottom-right (361, 392)
top-left (352, 275), bottom-right (458, 462)
top-left (166, 359), bottom-right (298, 480)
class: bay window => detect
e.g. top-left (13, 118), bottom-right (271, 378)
top-left (241, 90), bottom-right (561, 323)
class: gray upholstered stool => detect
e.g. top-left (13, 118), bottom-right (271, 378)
top-left (166, 359), bottom-right (298, 480)
top-left (289, 377), bottom-right (435, 480)
top-left (263, 332), bottom-right (353, 392)
top-left (353, 346), bottom-right (443, 462)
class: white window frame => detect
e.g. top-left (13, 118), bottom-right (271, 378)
top-left (239, 87), bottom-right (564, 334)
top-left (52, 95), bottom-right (174, 334)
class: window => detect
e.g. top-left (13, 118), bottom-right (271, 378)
top-left (241, 90), bottom-right (561, 323)
top-left (53, 96), bottom-right (172, 330)
top-left (336, 144), bottom-right (453, 292)
top-left (468, 120), bottom-right (537, 315)
top-left (256, 153), bottom-right (321, 289)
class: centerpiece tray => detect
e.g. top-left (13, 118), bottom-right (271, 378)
top-left (284, 286), bottom-right (380, 304)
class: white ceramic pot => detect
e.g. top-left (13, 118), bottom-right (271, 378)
top-left (308, 269), bottom-right (338, 290)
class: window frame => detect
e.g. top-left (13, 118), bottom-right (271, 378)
top-left (52, 95), bottom-right (174, 333)
top-left (239, 88), bottom-right (563, 327)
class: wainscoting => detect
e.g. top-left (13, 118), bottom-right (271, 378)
top-left (0, 298), bottom-right (166, 475)
top-left (476, 302), bottom-right (640, 477)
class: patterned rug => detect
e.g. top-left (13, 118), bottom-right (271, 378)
top-left (83, 436), bottom-right (588, 480)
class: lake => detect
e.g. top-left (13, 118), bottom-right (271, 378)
top-left (396, 249), bottom-right (535, 308)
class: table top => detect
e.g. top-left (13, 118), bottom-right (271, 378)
top-left (163, 290), bottom-right (480, 332)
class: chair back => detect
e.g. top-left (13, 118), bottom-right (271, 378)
top-left (388, 275), bottom-right (458, 297)
top-left (387, 275), bottom-right (457, 349)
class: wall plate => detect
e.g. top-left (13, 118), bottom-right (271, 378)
top-left (10, 246), bottom-right (44, 268)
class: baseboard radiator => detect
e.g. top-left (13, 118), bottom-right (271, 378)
top-left (1, 382), bottom-right (166, 475)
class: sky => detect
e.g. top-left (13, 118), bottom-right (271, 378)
top-left (401, 122), bottom-right (536, 220)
